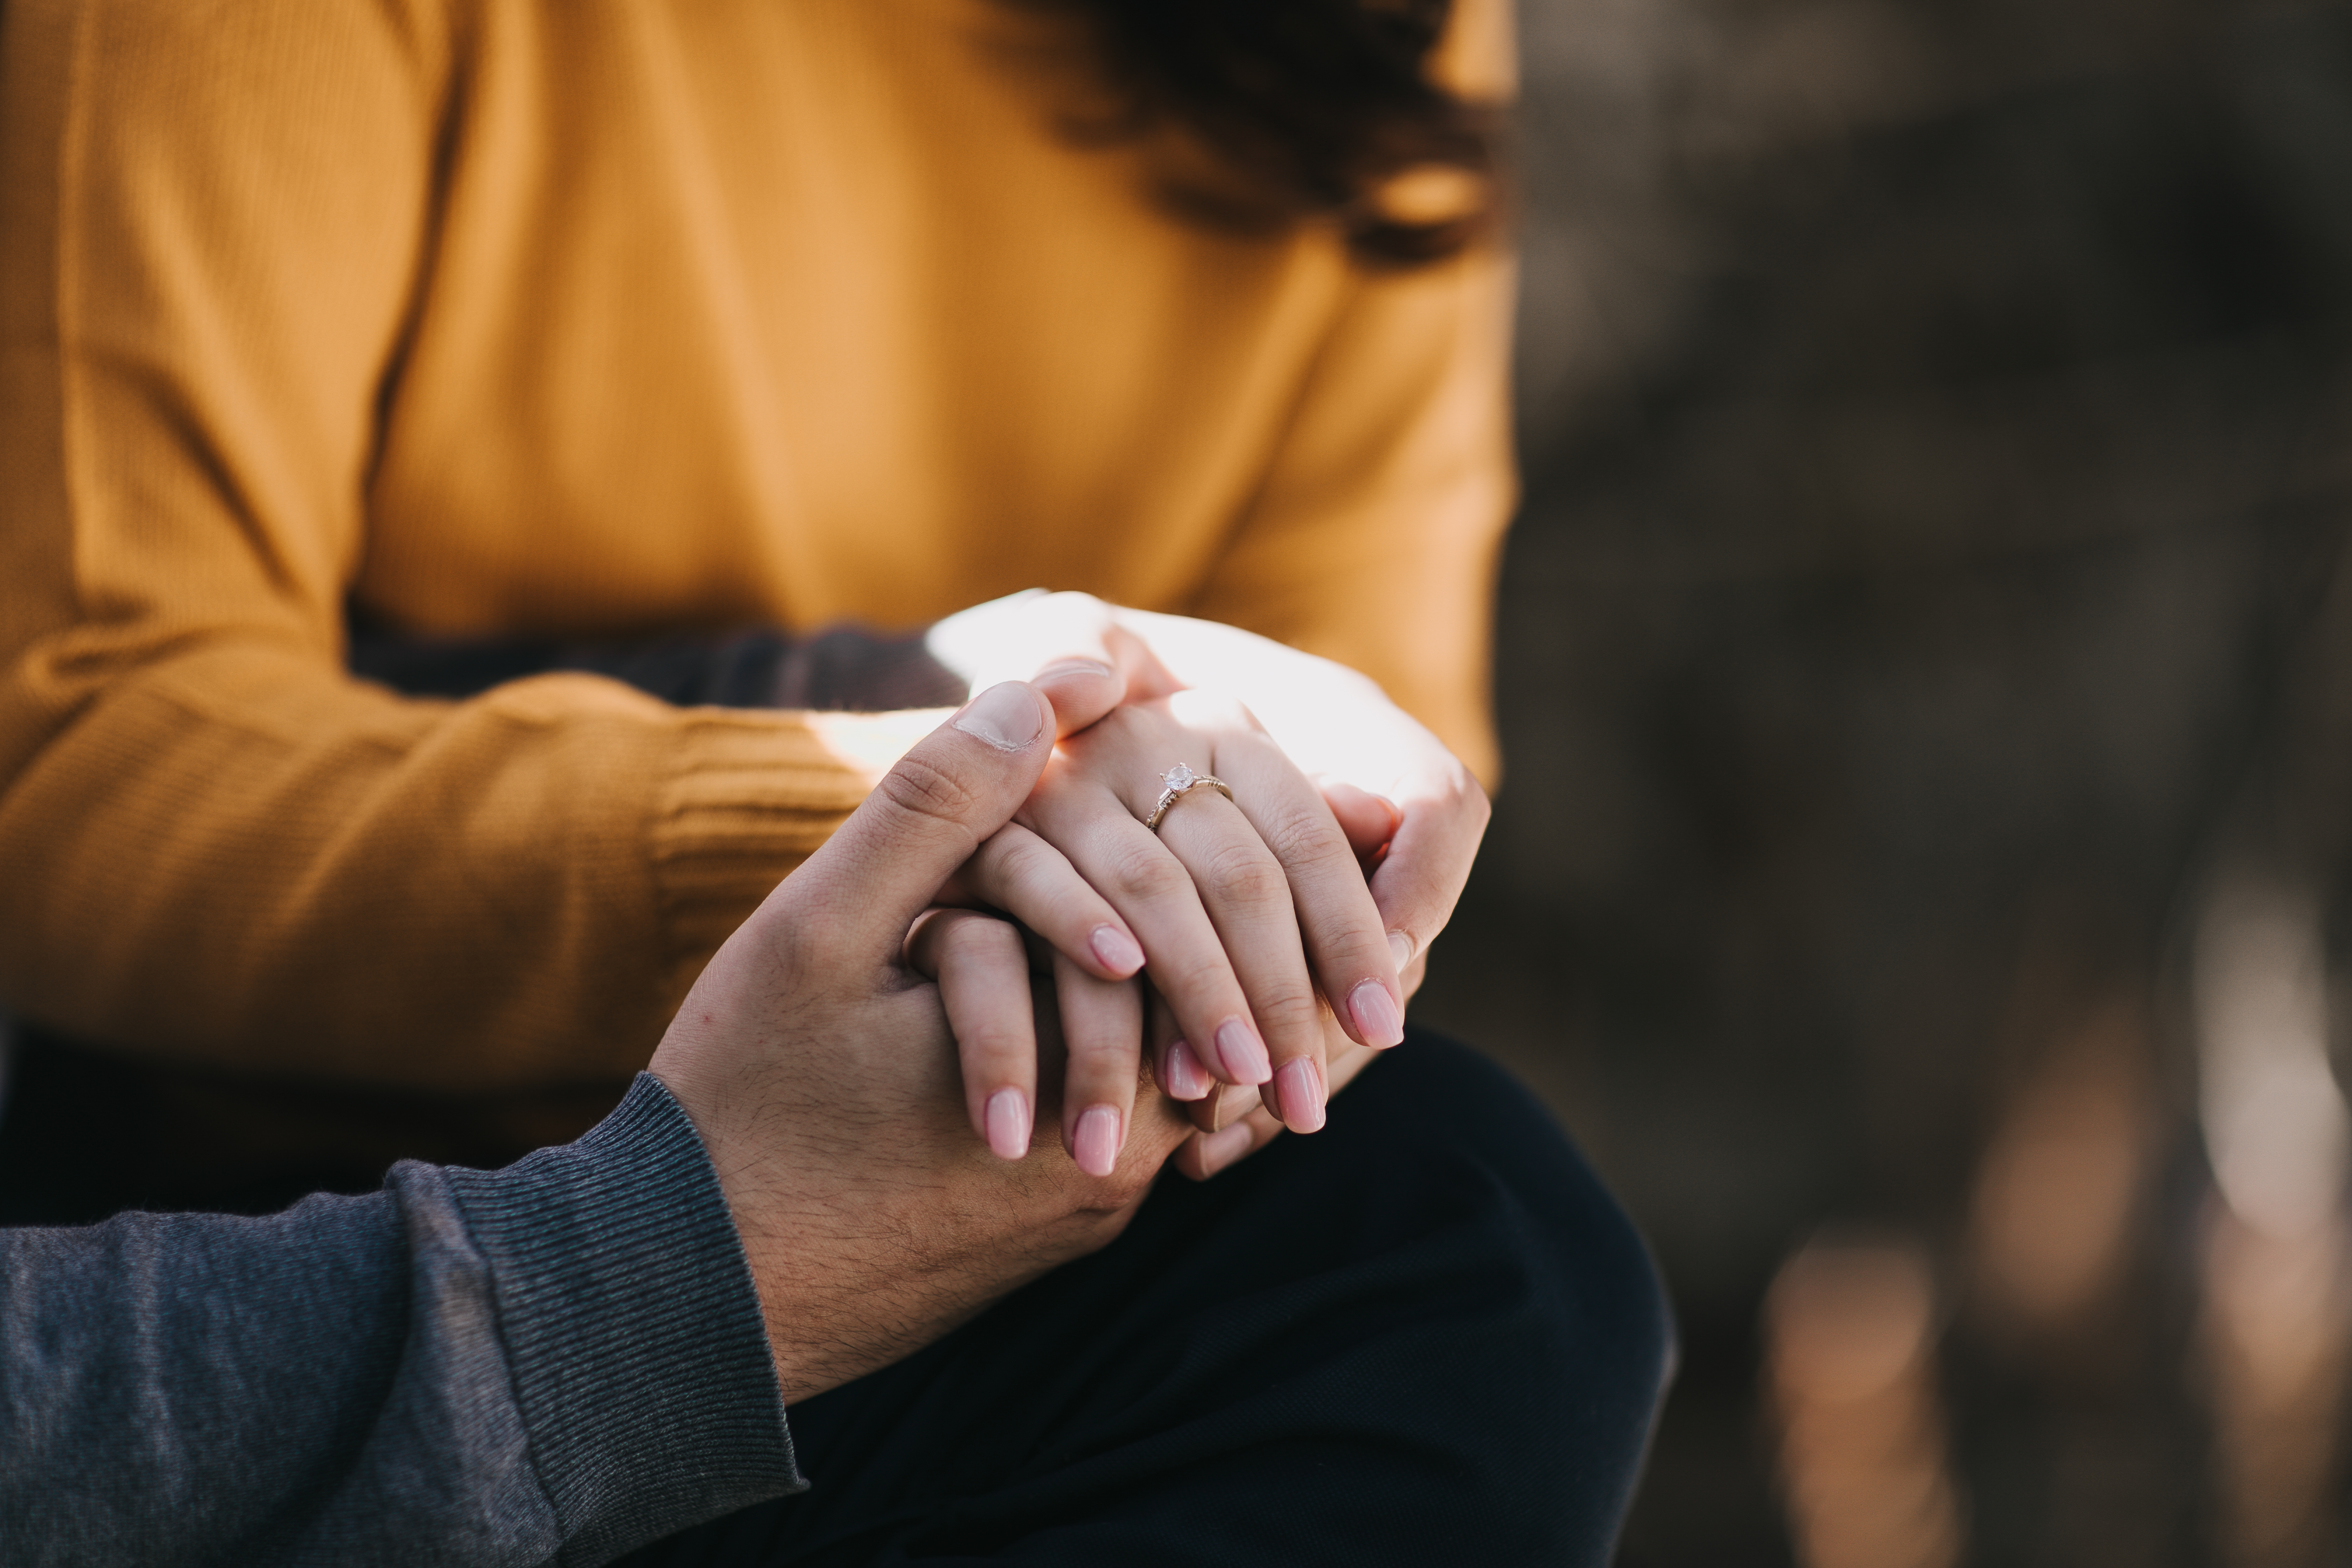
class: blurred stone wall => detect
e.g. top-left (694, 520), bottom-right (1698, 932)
top-left (1413, 1), bottom-right (2352, 1561)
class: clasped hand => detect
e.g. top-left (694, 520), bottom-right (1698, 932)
top-left (649, 638), bottom-right (1487, 1403)
top-left (910, 592), bottom-right (1491, 1182)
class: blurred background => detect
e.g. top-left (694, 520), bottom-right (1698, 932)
top-left (1410, 0), bottom-right (2352, 1561)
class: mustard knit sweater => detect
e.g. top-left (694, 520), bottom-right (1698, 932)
top-left (0, 0), bottom-right (1514, 1093)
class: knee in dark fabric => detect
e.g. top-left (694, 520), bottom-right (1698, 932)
top-left (626, 1029), bottom-right (1673, 1568)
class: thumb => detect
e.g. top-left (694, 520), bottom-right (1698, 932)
top-left (786, 682), bottom-right (1057, 954)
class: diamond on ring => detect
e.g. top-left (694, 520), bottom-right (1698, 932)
top-left (1145, 763), bottom-right (1232, 832)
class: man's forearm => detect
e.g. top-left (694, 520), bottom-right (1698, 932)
top-left (0, 1077), bottom-right (800, 1566)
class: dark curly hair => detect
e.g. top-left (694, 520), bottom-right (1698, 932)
top-left (1030, 0), bottom-right (1503, 266)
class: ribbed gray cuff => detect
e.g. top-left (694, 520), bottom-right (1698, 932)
top-left (444, 1073), bottom-right (804, 1562)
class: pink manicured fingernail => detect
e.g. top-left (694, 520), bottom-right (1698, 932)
top-left (1163, 1038), bottom-right (1212, 1100)
top-left (1387, 931), bottom-right (1414, 973)
top-left (1195, 1121), bottom-right (1255, 1177)
top-left (985, 1089), bottom-right (1031, 1160)
top-left (1274, 1057), bottom-right (1326, 1133)
top-left (1212, 1018), bottom-right (1272, 1085)
top-left (953, 681), bottom-right (1044, 751)
top-left (1348, 979), bottom-right (1405, 1048)
top-left (1072, 1105), bottom-right (1123, 1176)
top-left (1090, 924), bottom-right (1144, 977)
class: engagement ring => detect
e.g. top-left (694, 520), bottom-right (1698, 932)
top-left (1145, 763), bottom-right (1232, 831)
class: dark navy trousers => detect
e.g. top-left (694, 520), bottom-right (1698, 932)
top-left (630, 1030), bottom-right (1674, 1568)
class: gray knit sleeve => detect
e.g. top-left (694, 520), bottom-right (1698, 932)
top-left (0, 1073), bottom-right (801, 1567)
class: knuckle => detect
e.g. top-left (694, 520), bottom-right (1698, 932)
top-left (1161, 947), bottom-right (1241, 1002)
top-left (1257, 800), bottom-right (1348, 867)
top-left (1201, 841), bottom-right (1288, 911)
top-left (941, 913), bottom-right (1022, 966)
top-left (1106, 843), bottom-right (1191, 907)
top-left (985, 831), bottom-right (1043, 883)
top-left (1251, 987), bottom-right (1326, 1041)
top-left (1065, 1030), bottom-right (1141, 1072)
top-left (947, 1005), bottom-right (1033, 1053)
top-left (996, 837), bottom-right (1076, 907)
top-left (877, 753), bottom-right (985, 839)
top-left (958, 1022), bottom-right (1033, 1062)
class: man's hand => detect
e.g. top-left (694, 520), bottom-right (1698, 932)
top-left (649, 682), bottom-right (1197, 1405)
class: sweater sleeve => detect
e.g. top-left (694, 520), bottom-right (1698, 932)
top-left (1183, 0), bottom-right (1518, 786)
top-left (0, 1073), bottom-right (800, 1567)
top-left (0, 0), bottom-right (914, 1089)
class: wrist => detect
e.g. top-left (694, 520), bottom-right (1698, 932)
top-left (441, 1076), bottom-right (802, 1532)
top-left (662, 1104), bottom-right (822, 1402)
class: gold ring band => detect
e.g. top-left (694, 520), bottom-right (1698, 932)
top-left (1145, 763), bottom-right (1232, 831)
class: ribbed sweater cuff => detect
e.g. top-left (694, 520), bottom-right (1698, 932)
top-left (444, 1073), bottom-right (803, 1562)
top-left (649, 712), bottom-right (947, 996)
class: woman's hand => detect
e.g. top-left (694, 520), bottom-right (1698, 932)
top-left (1107, 606), bottom-right (1489, 1000)
top-left (927, 591), bottom-right (1489, 1003)
top-left (1023, 689), bottom-right (1409, 1114)
top-left (915, 589), bottom-right (1489, 1176)
top-left (915, 689), bottom-right (1407, 1172)
top-left (903, 907), bottom-right (1388, 1184)
top-left (904, 904), bottom-right (1155, 1178)
top-left (1171, 1008), bottom-right (1386, 1180)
